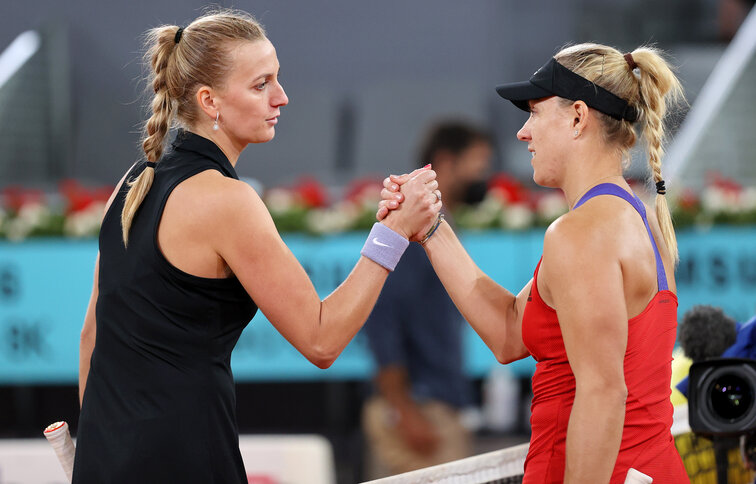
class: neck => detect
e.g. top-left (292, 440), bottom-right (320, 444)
top-left (191, 124), bottom-right (244, 166)
top-left (561, 144), bottom-right (626, 210)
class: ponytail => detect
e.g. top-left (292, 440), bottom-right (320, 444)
top-left (121, 26), bottom-right (179, 246)
top-left (631, 47), bottom-right (684, 263)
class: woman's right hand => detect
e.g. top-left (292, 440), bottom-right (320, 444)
top-left (376, 166), bottom-right (431, 222)
top-left (381, 168), bottom-right (441, 242)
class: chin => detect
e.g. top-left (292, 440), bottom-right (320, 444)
top-left (249, 130), bottom-right (276, 144)
top-left (532, 171), bottom-right (558, 189)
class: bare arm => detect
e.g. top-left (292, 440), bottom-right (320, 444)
top-left (216, 170), bottom-right (440, 369)
top-left (421, 221), bottom-right (530, 364)
top-left (543, 218), bottom-right (628, 483)
top-left (79, 254), bottom-right (99, 406)
top-left (378, 174), bottom-right (529, 364)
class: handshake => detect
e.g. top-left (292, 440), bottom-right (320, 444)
top-left (374, 165), bottom-right (444, 243)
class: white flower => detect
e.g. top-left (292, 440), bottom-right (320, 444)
top-left (264, 188), bottom-right (297, 214)
top-left (64, 202), bottom-right (105, 238)
top-left (741, 187), bottom-right (756, 211)
top-left (305, 202), bottom-right (359, 235)
top-left (536, 192), bottom-right (568, 222)
top-left (17, 202), bottom-right (50, 226)
top-left (500, 203), bottom-right (534, 230)
top-left (701, 186), bottom-right (739, 213)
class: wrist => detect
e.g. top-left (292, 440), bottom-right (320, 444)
top-left (380, 218), bottom-right (408, 240)
top-left (361, 223), bottom-right (409, 271)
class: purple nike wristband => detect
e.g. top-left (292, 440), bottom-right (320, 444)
top-left (360, 223), bottom-right (410, 271)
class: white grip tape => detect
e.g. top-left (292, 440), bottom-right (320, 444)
top-left (44, 421), bottom-right (76, 483)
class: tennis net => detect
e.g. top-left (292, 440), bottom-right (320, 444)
top-left (360, 405), bottom-right (756, 484)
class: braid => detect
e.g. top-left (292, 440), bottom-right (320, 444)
top-left (121, 26), bottom-right (179, 247)
top-left (632, 47), bottom-right (684, 263)
top-left (120, 11), bottom-right (267, 247)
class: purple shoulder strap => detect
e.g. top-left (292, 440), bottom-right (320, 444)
top-left (573, 183), bottom-right (668, 292)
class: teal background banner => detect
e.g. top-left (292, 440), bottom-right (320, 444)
top-left (1, 227), bottom-right (755, 384)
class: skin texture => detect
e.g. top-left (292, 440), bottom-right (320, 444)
top-left (79, 39), bottom-right (441, 405)
top-left (379, 96), bottom-right (677, 483)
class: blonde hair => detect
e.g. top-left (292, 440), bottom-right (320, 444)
top-left (121, 9), bottom-right (267, 246)
top-left (555, 43), bottom-right (684, 263)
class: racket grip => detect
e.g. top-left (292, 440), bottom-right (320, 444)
top-left (44, 421), bottom-right (75, 483)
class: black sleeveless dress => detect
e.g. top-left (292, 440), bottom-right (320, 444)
top-left (73, 131), bottom-right (258, 484)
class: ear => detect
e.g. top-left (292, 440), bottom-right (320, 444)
top-left (571, 100), bottom-right (590, 134)
top-left (195, 85), bottom-right (219, 120)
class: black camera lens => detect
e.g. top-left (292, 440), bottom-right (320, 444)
top-left (709, 373), bottom-right (754, 421)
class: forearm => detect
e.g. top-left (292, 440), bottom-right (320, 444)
top-left (310, 257), bottom-right (390, 367)
top-left (423, 222), bottom-right (519, 360)
top-left (79, 255), bottom-right (99, 406)
top-left (375, 366), bottom-right (418, 413)
top-left (79, 331), bottom-right (95, 406)
top-left (564, 385), bottom-right (627, 483)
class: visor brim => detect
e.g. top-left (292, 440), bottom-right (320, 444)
top-left (495, 81), bottom-right (554, 112)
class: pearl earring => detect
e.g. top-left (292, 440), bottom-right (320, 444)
top-left (574, 130), bottom-right (579, 138)
top-left (213, 112), bottom-right (220, 131)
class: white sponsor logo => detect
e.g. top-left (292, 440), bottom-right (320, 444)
top-left (372, 238), bottom-right (390, 248)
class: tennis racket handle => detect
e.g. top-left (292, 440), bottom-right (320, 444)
top-left (44, 421), bottom-right (75, 483)
top-left (625, 468), bottom-right (653, 483)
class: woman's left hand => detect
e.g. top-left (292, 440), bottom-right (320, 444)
top-left (382, 169), bottom-right (441, 242)
top-left (376, 167), bottom-right (438, 222)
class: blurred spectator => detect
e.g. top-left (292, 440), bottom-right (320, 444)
top-left (719, 0), bottom-right (756, 41)
top-left (361, 121), bottom-right (493, 478)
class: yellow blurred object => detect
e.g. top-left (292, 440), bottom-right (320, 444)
top-left (675, 432), bottom-right (755, 483)
top-left (671, 347), bottom-right (693, 407)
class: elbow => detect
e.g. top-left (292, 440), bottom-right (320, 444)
top-left (306, 344), bottom-right (339, 369)
top-left (494, 349), bottom-right (511, 365)
top-left (493, 342), bottom-right (522, 365)
top-left (80, 326), bottom-right (96, 346)
top-left (577, 380), bottom-right (628, 404)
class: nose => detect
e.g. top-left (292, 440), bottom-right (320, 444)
top-left (273, 82), bottom-right (289, 108)
top-left (516, 118), bottom-right (531, 142)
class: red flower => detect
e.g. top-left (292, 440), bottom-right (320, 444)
top-left (678, 188), bottom-right (700, 211)
top-left (59, 179), bottom-right (114, 214)
top-left (292, 177), bottom-right (328, 208)
top-left (488, 173), bottom-right (530, 205)
top-left (343, 177), bottom-right (382, 203)
top-left (2, 186), bottom-right (45, 212)
top-left (708, 172), bottom-right (742, 193)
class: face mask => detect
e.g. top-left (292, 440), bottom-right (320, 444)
top-left (462, 180), bottom-right (488, 205)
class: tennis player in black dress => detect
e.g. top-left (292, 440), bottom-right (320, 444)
top-left (73, 10), bottom-right (441, 483)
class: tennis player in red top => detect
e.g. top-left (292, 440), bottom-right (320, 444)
top-left (378, 43), bottom-right (689, 483)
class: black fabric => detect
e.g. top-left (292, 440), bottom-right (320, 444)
top-left (73, 130), bottom-right (258, 484)
top-left (496, 57), bottom-right (638, 122)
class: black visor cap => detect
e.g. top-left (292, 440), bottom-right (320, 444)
top-left (495, 58), bottom-right (638, 122)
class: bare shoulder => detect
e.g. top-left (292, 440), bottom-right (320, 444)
top-left (170, 170), bottom-right (267, 222)
top-left (543, 198), bottom-right (628, 271)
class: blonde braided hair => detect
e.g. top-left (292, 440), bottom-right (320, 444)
top-left (121, 9), bottom-right (266, 246)
top-left (555, 43), bottom-right (684, 263)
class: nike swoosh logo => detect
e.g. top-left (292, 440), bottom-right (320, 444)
top-left (372, 237), bottom-right (390, 247)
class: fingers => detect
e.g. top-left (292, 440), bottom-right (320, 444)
top-left (383, 176), bottom-right (399, 192)
top-left (381, 187), bottom-right (404, 204)
top-left (407, 168), bottom-right (437, 186)
top-left (388, 164), bottom-right (432, 186)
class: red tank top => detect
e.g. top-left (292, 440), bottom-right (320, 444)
top-left (520, 184), bottom-right (689, 483)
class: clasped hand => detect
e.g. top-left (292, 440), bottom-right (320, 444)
top-left (377, 166), bottom-right (442, 242)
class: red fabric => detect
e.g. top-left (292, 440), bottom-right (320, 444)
top-left (520, 259), bottom-right (689, 483)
